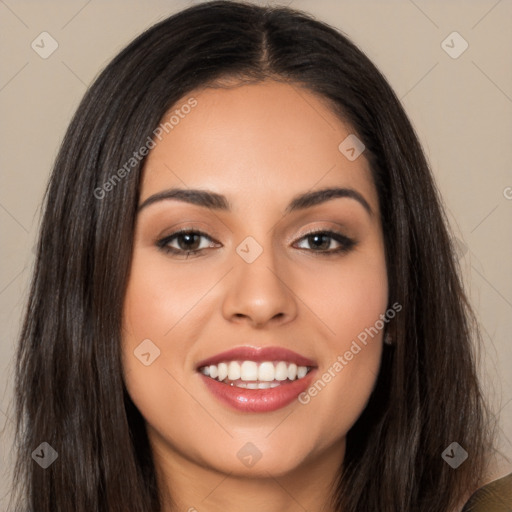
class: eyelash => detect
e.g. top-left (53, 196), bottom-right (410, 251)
top-left (156, 228), bottom-right (356, 259)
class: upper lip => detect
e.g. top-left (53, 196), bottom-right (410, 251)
top-left (195, 346), bottom-right (317, 370)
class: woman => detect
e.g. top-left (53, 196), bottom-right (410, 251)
top-left (10, 1), bottom-right (504, 510)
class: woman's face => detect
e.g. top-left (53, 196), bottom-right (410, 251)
top-left (122, 80), bottom-right (388, 481)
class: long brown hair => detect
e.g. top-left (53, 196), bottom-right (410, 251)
top-left (11, 1), bottom-right (494, 510)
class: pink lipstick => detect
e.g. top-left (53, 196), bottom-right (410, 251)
top-left (196, 346), bottom-right (317, 413)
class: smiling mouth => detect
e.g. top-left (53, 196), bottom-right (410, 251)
top-left (198, 360), bottom-right (314, 389)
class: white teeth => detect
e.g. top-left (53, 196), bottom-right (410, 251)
top-left (199, 360), bottom-right (312, 386)
top-left (240, 361), bottom-right (258, 381)
top-left (225, 380), bottom-right (287, 389)
top-left (228, 361), bottom-right (241, 380)
top-left (218, 362), bottom-right (228, 381)
top-left (275, 361), bottom-right (288, 381)
top-left (258, 361), bottom-right (275, 381)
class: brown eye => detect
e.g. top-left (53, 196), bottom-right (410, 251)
top-left (156, 229), bottom-right (219, 257)
top-left (294, 230), bottom-right (356, 255)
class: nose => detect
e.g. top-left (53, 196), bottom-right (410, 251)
top-left (221, 243), bottom-right (298, 328)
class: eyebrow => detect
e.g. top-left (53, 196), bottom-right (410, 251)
top-left (138, 186), bottom-right (373, 216)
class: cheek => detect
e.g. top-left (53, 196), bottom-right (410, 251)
top-left (305, 244), bottom-right (388, 344)
top-left (122, 249), bottom-right (203, 338)
top-left (296, 248), bottom-right (388, 440)
top-left (120, 250), bottom-right (187, 417)
top-left (121, 254), bottom-right (206, 462)
top-left (120, 245), bottom-right (227, 410)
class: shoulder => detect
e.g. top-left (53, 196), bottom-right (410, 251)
top-left (460, 472), bottom-right (512, 511)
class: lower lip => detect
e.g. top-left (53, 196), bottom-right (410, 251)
top-left (199, 370), bottom-right (317, 413)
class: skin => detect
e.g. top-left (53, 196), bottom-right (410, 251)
top-left (121, 80), bottom-right (388, 512)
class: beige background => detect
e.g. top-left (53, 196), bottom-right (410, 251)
top-left (1, 0), bottom-right (511, 507)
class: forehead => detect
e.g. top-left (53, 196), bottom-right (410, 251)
top-left (141, 80), bottom-right (378, 212)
